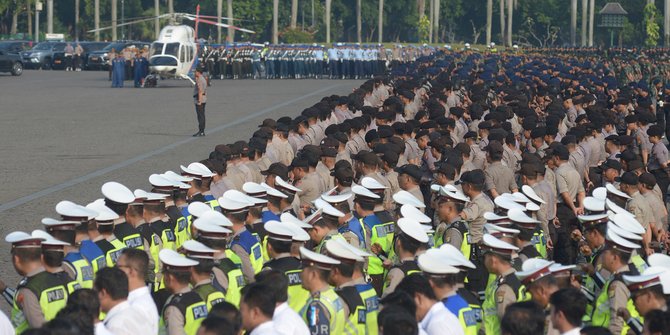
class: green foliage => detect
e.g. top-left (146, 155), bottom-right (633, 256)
top-left (280, 27), bottom-right (314, 43)
top-left (644, 2), bottom-right (660, 47)
top-left (418, 14), bottom-right (430, 43)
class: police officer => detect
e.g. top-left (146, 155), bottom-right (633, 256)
top-left (101, 182), bottom-right (145, 251)
top-left (54, 201), bottom-right (106, 274)
top-left (418, 248), bottom-right (479, 335)
top-left (149, 173), bottom-right (190, 249)
top-left (299, 247), bottom-right (348, 334)
top-left (383, 218), bottom-right (429, 296)
top-left (434, 186), bottom-right (471, 251)
top-left (321, 193), bottom-right (368, 249)
top-left (87, 200), bottom-right (127, 267)
top-left (220, 191), bottom-right (264, 283)
top-left (158, 249), bottom-right (208, 335)
top-left (181, 240), bottom-right (226, 310)
top-left (30, 230), bottom-right (79, 293)
top-left (41, 217), bottom-right (94, 290)
top-left (481, 233), bottom-right (529, 335)
top-left (508, 209), bottom-right (544, 262)
top-left (4, 231), bottom-right (69, 332)
top-left (262, 219), bottom-right (311, 312)
top-left (516, 259), bottom-right (561, 335)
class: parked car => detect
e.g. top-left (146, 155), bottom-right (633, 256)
top-left (87, 41), bottom-right (149, 70)
top-left (0, 40), bottom-right (33, 54)
top-left (0, 43), bottom-right (24, 75)
top-left (21, 42), bottom-right (67, 69)
top-left (52, 41), bottom-right (109, 70)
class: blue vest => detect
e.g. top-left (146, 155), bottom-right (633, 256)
top-left (230, 230), bottom-right (263, 260)
top-left (443, 294), bottom-right (479, 328)
top-left (345, 217), bottom-right (366, 246)
top-left (261, 211), bottom-right (280, 223)
top-left (79, 240), bottom-right (105, 270)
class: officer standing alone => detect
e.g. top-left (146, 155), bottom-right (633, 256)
top-left (193, 68), bottom-right (207, 137)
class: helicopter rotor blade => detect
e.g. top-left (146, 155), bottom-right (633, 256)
top-left (183, 16), bottom-right (255, 34)
top-left (87, 14), bottom-right (173, 33)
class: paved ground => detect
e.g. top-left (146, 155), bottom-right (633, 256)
top-left (0, 70), bottom-right (361, 297)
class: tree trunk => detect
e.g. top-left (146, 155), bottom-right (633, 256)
top-left (418, 0), bottom-right (425, 18)
top-left (95, 0), bottom-right (100, 41)
top-left (227, 0), bottom-right (234, 42)
top-left (571, 0), bottom-right (577, 46)
top-left (486, 0), bottom-right (492, 45)
top-left (11, 10), bottom-right (17, 35)
top-left (272, 0), bottom-right (278, 44)
top-left (506, 0), bottom-right (513, 46)
top-left (168, 0), bottom-right (174, 15)
top-left (588, 0), bottom-right (594, 46)
top-left (378, 0), bottom-right (383, 43)
top-left (581, 0), bottom-right (587, 46)
top-left (291, 0), bottom-right (298, 29)
top-left (434, 0), bottom-right (440, 43)
top-left (155, 0), bottom-right (160, 39)
top-left (356, 0), bottom-right (362, 43)
top-left (47, 0), bottom-right (53, 34)
top-left (27, 0), bottom-right (32, 37)
top-left (499, 0), bottom-right (505, 45)
top-left (428, 0), bottom-right (434, 43)
top-left (75, 0), bottom-right (79, 40)
top-left (111, 0), bottom-right (117, 40)
top-left (215, 0), bottom-right (221, 43)
top-left (325, 0), bottom-right (331, 43)
top-left (665, 0), bottom-right (670, 46)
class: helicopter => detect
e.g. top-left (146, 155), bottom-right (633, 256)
top-left (88, 8), bottom-right (255, 86)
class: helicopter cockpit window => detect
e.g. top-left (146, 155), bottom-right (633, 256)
top-left (150, 43), bottom-right (163, 57)
top-left (165, 43), bottom-right (180, 57)
top-left (179, 46), bottom-right (186, 63)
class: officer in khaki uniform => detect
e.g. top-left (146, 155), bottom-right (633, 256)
top-left (480, 234), bottom-right (529, 335)
top-left (483, 141), bottom-right (518, 198)
top-left (291, 158), bottom-right (322, 211)
top-left (434, 187), bottom-right (470, 250)
top-left (618, 172), bottom-right (654, 255)
top-left (395, 164), bottom-right (425, 209)
top-left (458, 170), bottom-right (494, 244)
top-left (382, 218), bottom-right (429, 297)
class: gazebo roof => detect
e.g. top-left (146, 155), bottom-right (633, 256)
top-left (599, 3), bottom-right (628, 15)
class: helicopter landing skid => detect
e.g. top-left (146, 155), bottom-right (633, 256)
top-left (180, 74), bottom-right (196, 86)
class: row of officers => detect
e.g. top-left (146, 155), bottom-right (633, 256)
top-left (4, 159), bottom-right (669, 335)
top-left (200, 44), bottom-right (427, 80)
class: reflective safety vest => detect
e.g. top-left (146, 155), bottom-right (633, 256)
top-left (531, 227), bottom-right (548, 259)
top-left (194, 283), bottom-right (226, 311)
top-left (362, 213), bottom-right (395, 276)
top-left (11, 271), bottom-right (69, 333)
top-left (137, 223), bottom-right (162, 290)
top-left (343, 216), bottom-right (368, 249)
top-left (229, 229), bottom-right (265, 274)
top-left (356, 283), bottom-right (379, 335)
top-left (79, 239), bottom-right (106, 274)
top-left (591, 270), bottom-right (642, 335)
top-left (335, 286), bottom-right (367, 335)
top-left (177, 207), bottom-right (192, 248)
top-left (161, 291), bottom-right (208, 335)
top-left (166, 205), bottom-right (188, 249)
top-left (384, 260), bottom-right (420, 293)
top-left (63, 252), bottom-right (94, 289)
top-left (631, 254), bottom-right (648, 274)
top-left (151, 220), bottom-right (177, 251)
top-left (520, 244), bottom-right (542, 260)
top-left (212, 250), bottom-right (245, 308)
top-left (95, 238), bottom-right (126, 267)
top-left (442, 293), bottom-right (478, 335)
top-left (113, 222), bottom-right (144, 250)
top-left (444, 220), bottom-right (473, 262)
top-left (300, 288), bottom-right (348, 335)
top-left (203, 195), bottom-right (222, 212)
top-left (263, 257), bottom-right (311, 313)
top-left (457, 287), bottom-right (482, 334)
top-left (55, 271), bottom-right (80, 294)
top-left (315, 232), bottom-right (345, 255)
top-left (482, 272), bottom-right (529, 335)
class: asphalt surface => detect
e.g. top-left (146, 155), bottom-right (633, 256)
top-left (0, 70), bottom-right (361, 302)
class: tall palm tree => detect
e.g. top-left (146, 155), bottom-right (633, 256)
top-left (486, 0), bottom-right (492, 45)
top-left (571, 0), bottom-right (577, 46)
top-left (216, 0), bottom-right (222, 43)
top-left (291, 0), bottom-right (298, 29)
top-left (356, 0), bottom-right (362, 43)
top-left (168, 0), bottom-right (174, 15)
top-left (227, 0), bottom-right (234, 42)
top-left (378, 0), bottom-right (384, 43)
top-left (273, 0), bottom-right (279, 44)
top-left (581, 0), bottom-right (587, 46)
top-left (47, 0), bottom-right (53, 34)
top-left (588, 0), bottom-right (594, 46)
top-left (433, 0), bottom-right (440, 43)
top-left (111, 0), bottom-right (117, 40)
top-left (506, 0), bottom-right (513, 46)
top-left (27, 0), bottom-right (32, 37)
top-left (75, 0), bottom-right (79, 40)
top-left (325, 0), bottom-right (331, 43)
top-left (665, 0), bottom-right (670, 46)
top-left (95, 0), bottom-right (100, 41)
top-left (499, 0), bottom-right (505, 44)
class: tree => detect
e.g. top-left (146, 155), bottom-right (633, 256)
top-left (506, 0), bottom-right (513, 46)
top-left (644, 1), bottom-right (660, 47)
top-left (272, 0), bottom-right (278, 43)
top-left (378, 0), bottom-right (383, 43)
top-left (356, 0), bottom-right (361, 43)
top-left (290, 0), bottom-right (297, 28)
top-left (485, 0), bottom-right (492, 45)
top-left (570, 0), bottom-right (576, 45)
top-left (325, 0), bottom-right (331, 43)
top-left (418, 14), bottom-right (430, 43)
top-left (499, 0), bottom-right (505, 44)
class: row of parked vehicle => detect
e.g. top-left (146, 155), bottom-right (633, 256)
top-left (0, 40), bottom-right (150, 76)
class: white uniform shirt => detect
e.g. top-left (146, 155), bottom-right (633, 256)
top-left (249, 320), bottom-right (281, 335)
top-left (327, 48), bottom-right (339, 61)
top-left (127, 286), bottom-right (159, 335)
top-left (419, 302), bottom-right (464, 335)
top-left (104, 301), bottom-right (156, 335)
top-left (273, 302), bottom-right (310, 335)
top-left (0, 311), bottom-right (14, 335)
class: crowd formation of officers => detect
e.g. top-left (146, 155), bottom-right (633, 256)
top-left (201, 43), bottom-right (434, 80)
top-left (5, 47), bottom-right (670, 335)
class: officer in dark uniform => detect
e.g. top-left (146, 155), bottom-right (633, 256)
top-left (101, 182), bottom-right (145, 251)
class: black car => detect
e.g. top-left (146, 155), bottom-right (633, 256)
top-left (87, 41), bottom-right (149, 70)
top-left (21, 42), bottom-right (68, 69)
top-left (0, 42), bottom-right (26, 75)
top-left (52, 41), bottom-right (109, 70)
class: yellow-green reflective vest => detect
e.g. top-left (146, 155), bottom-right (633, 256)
top-left (263, 256), bottom-right (311, 313)
top-left (11, 271), bottom-right (69, 334)
top-left (212, 249), bottom-right (245, 308)
top-left (482, 272), bottom-right (529, 335)
top-left (229, 229), bottom-right (264, 274)
top-left (457, 287), bottom-right (483, 334)
top-left (631, 255), bottom-right (648, 274)
top-left (194, 283), bottom-right (226, 311)
top-left (357, 283), bottom-right (379, 335)
top-left (151, 220), bottom-right (176, 251)
top-left (361, 214), bottom-right (395, 276)
top-left (442, 293), bottom-right (478, 335)
top-left (532, 228), bottom-right (548, 259)
top-left (301, 288), bottom-right (348, 335)
top-left (63, 252), bottom-right (94, 289)
top-left (336, 286), bottom-right (367, 335)
top-left (315, 232), bottom-right (345, 255)
top-left (161, 291), bottom-right (208, 335)
top-left (95, 238), bottom-right (126, 267)
top-left (174, 216), bottom-right (189, 249)
top-left (591, 272), bottom-right (642, 335)
top-left (114, 222), bottom-right (144, 250)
